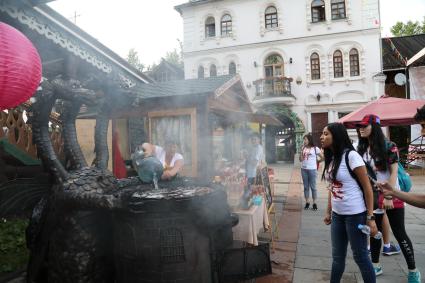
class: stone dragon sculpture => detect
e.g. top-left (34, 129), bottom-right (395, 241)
top-left (25, 76), bottom-right (147, 283)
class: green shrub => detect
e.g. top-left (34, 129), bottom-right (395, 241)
top-left (0, 218), bottom-right (29, 275)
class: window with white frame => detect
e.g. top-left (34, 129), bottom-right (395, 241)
top-left (265, 6), bottom-right (278, 29)
top-left (221, 14), bottom-right (232, 36)
top-left (205, 17), bottom-right (216, 38)
top-left (229, 62), bottom-right (236, 75)
top-left (331, 0), bottom-right (346, 20)
top-left (333, 50), bottom-right (343, 78)
top-left (311, 0), bottom-right (325, 23)
top-left (310, 52), bottom-right (321, 80)
top-left (198, 66), bottom-right (204, 78)
top-left (349, 48), bottom-right (359, 77)
top-left (210, 64), bottom-right (217, 77)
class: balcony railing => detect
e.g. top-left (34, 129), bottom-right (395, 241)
top-left (253, 77), bottom-right (294, 99)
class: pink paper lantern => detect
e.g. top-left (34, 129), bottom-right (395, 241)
top-left (0, 22), bottom-right (42, 110)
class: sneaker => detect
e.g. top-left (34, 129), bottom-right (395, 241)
top-left (374, 266), bottom-right (383, 276)
top-left (312, 203), bottom-right (318, 210)
top-left (304, 203), bottom-right (310, 210)
top-left (382, 243), bottom-right (401, 256)
top-left (408, 270), bottom-right (421, 283)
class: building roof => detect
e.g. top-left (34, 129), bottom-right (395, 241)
top-left (174, 0), bottom-right (223, 14)
top-left (132, 74), bottom-right (237, 99)
top-left (144, 59), bottom-right (184, 81)
top-left (382, 34), bottom-right (425, 70)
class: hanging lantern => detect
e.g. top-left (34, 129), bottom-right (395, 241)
top-left (0, 22), bottom-right (42, 110)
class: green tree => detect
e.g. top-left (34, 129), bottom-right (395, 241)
top-left (126, 48), bottom-right (144, 72)
top-left (164, 39), bottom-right (183, 67)
top-left (390, 17), bottom-right (425, 36)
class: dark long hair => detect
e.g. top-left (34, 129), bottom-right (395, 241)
top-left (357, 123), bottom-right (388, 171)
top-left (321, 123), bottom-right (354, 181)
top-left (303, 133), bottom-right (314, 147)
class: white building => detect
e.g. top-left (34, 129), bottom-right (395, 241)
top-left (175, 0), bottom-right (384, 163)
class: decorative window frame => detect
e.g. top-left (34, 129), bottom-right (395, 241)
top-left (259, 2), bottom-right (284, 37)
top-left (223, 54), bottom-right (240, 75)
top-left (219, 10), bottom-right (236, 40)
top-left (328, 42), bottom-right (365, 85)
top-left (200, 13), bottom-right (218, 44)
top-left (305, 45), bottom-right (326, 87)
top-left (197, 65), bottom-right (205, 79)
top-left (260, 48), bottom-right (287, 78)
top-left (306, 0), bottom-right (352, 31)
top-left (209, 63), bottom-right (218, 77)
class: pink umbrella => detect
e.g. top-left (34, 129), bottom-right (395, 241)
top-left (338, 96), bottom-right (425, 128)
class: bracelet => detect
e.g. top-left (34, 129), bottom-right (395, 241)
top-left (384, 196), bottom-right (393, 200)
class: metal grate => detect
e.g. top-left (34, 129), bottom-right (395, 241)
top-left (160, 228), bottom-right (186, 264)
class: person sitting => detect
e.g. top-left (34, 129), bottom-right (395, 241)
top-left (141, 139), bottom-right (184, 180)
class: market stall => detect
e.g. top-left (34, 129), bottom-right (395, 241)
top-left (110, 74), bottom-right (281, 246)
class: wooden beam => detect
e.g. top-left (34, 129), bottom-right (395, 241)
top-left (407, 47), bottom-right (425, 66)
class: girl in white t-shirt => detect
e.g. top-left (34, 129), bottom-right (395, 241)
top-left (356, 114), bottom-right (420, 282)
top-left (299, 133), bottom-right (323, 210)
top-left (321, 123), bottom-right (377, 283)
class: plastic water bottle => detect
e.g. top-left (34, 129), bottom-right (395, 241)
top-left (358, 224), bottom-right (382, 240)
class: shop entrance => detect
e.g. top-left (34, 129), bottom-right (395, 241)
top-left (265, 117), bottom-right (295, 164)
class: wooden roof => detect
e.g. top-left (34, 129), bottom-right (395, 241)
top-left (382, 34), bottom-right (425, 70)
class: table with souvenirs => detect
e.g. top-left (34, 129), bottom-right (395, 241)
top-left (215, 163), bottom-right (273, 246)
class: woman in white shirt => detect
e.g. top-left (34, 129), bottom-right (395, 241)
top-left (141, 139), bottom-right (184, 180)
top-left (321, 123), bottom-right (377, 283)
top-left (356, 114), bottom-right (420, 282)
top-left (299, 133), bottom-right (323, 210)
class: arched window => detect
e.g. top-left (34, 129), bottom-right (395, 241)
top-left (264, 54), bottom-right (284, 77)
top-left (311, 0), bottom-right (325, 23)
top-left (205, 17), bottom-right (216, 38)
top-left (333, 50), bottom-right (343, 78)
top-left (210, 64), bottom-right (217, 77)
top-left (331, 0), bottom-right (346, 20)
top-left (349, 48), bottom-right (360, 76)
top-left (198, 66), bottom-right (204, 78)
top-left (221, 14), bottom-right (232, 36)
top-left (228, 62), bottom-right (236, 75)
top-left (265, 6), bottom-right (278, 29)
top-left (310, 53), bottom-right (321, 80)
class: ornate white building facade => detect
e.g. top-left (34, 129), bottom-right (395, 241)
top-left (175, 0), bottom-right (383, 162)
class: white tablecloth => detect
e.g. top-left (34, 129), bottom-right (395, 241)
top-left (232, 198), bottom-right (269, 245)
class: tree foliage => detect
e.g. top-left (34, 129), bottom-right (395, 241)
top-left (126, 48), bottom-right (144, 72)
top-left (164, 39), bottom-right (183, 67)
top-left (390, 17), bottom-right (425, 36)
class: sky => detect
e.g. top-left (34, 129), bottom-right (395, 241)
top-left (47, 0), bottom-right (425, 67)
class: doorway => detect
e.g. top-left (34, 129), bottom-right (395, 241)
top-left (311, 112), bottom-right (328, 147)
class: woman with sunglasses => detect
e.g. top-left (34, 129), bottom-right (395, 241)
top-left (321, 123), bottom-right (376, 283)
top-left (356, 114), bottom-right (421, 283)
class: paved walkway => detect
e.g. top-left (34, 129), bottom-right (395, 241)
top-left (258, 163), bottom-right (425, 283)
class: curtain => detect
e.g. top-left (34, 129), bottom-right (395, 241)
top-left (151, 115), bottom-right (192, 165)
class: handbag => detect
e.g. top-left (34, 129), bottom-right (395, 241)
top-left (397, 162), bottom-right (412, 192)
top-left (385, 141), bottom-right (412, 192)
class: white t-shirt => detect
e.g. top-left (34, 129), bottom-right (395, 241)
top-left (326, 150), bottom-right (366, 215)
top-left (301, 146), bottom-right (320, 170)
top-left (154, 145), bottom-right (184, 169)
top-left (362, 151), bottom-right (399, 188)
top-left (363, 150), bottom-right (402, 213)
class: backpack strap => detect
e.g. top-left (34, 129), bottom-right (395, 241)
top-left (344, 150), bottom-right (364, 192)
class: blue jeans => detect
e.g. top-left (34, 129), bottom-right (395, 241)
top-left (301, 169), bottom-right (317, 200)
top-left (331, 211), bottom-right (375, 283)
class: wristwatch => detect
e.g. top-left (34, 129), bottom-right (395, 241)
top-left (367, 215), bottom-right (375, 221)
